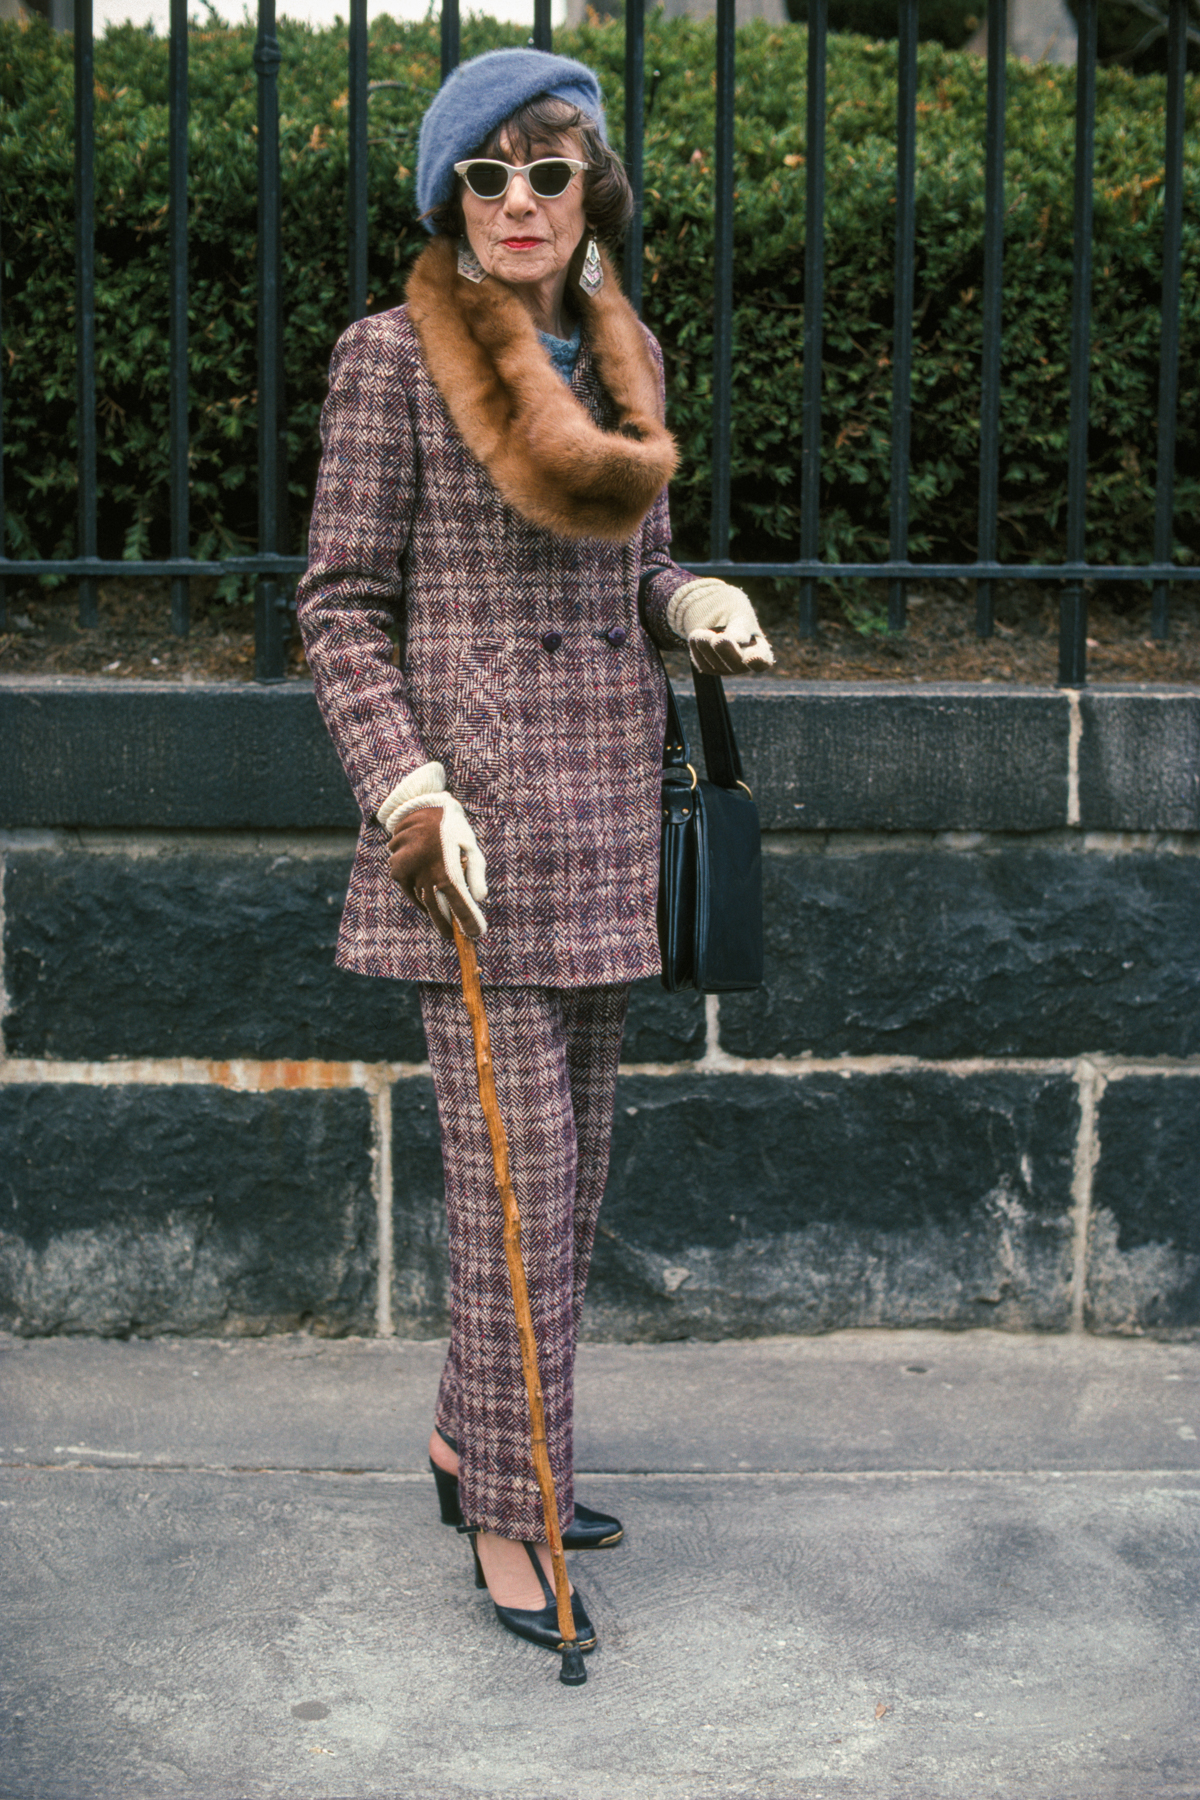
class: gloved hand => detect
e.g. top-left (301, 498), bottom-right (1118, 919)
top-left (378, 762), bottom-right (487, 940)
top-left (666, 577), bottom-right (776, 674)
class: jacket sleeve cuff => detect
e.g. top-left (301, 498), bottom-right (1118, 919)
top-left (665, 577), bottom-right (709, 640)
top-left (665, 576), bottom-right (755, 640)
top-left (638, 564), bottom-right (691, 647)
top-left (376, 761), bottom-right (447, 835)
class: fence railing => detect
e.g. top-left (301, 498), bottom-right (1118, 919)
top-left (0, 0), bottom-right (1194, 686)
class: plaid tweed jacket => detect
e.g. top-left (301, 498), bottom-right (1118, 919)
top-left (297, 237), bottom-right (693, 987)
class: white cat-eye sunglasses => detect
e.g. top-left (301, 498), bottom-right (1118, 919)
top-left (453, 157), bottom-right (592, 201)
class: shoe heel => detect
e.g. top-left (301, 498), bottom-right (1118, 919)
top-left (429, 1457), bottom-right (463, 1528)
top-left (461, 1529), bottom-right (487, 1589)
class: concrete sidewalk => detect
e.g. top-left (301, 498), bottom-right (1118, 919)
top-left (2, 1329), bottom-right (1199, 1800)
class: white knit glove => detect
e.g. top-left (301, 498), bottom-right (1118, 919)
top-left (666, 578), bottom-right (775, 673)
top-left (378, 762), bottom-right (488, 938)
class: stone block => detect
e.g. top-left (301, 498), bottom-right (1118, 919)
top-left (623, 981), bottom-right (706, 1062)
top-left (701, 681), bottom-right (1069, 832)
top-left (586, 1069), bottom-right (1077, 1337)
top-left (1086, 1075), bottom-right (1200, 1334)
top-left (0, 1084), bottom-right (376, 1335)
top-left (1078, 690), bottom-right (1200, 832)
top-left (0, 679), bottom-right (357, 830)
top-left (390, 1076), bottom-right (451, 1334)
top-left (3, 847), bottom-right (426, 1063)
top-left (720, 843), bottom-right (1200, 1060)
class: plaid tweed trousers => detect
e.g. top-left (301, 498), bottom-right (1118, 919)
top-left (420, 979), bottom-right (629, 1540)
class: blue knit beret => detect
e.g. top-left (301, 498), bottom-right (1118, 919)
top-left (416, 49), bottom-right (607, 230)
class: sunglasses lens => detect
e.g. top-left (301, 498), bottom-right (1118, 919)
top-left (528, 160), bottom-right (574, 198)
top-left (464, 162), bottom-right (508, 199)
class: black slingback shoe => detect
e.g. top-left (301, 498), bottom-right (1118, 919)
top-left (463, 1533), bottom-right (598, 1654)
top-left (430, 1456), bottom-right (462, 1527)
top-left (550, 1502), bottom-right (624, 1549)
top-left (431, 1429), bottom-right (623, 1548)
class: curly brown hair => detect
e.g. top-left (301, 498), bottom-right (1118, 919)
top-left (425, 95), bottom-right (634, 246)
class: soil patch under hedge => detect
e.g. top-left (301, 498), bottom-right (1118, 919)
top-left (1, 577), bottom-right (1196, 686)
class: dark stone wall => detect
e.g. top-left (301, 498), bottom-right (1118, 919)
top-left (0, 680), bottom-right (358, 830)
top-left (721, 841), bottom-right (1200, 1061)
top-left (6, 678), bottom-right (1198, 833)
top-left (3, 678), bottom-right (1198, 1340)
top-left (1079, 691), bottom-right (1200, 831)
top-left (588, 1070), bottom-right (1079, 1337)
top-left (3, 846), bottom-right (426, 1064)
top-left (2, 843), bottom-right (704, 1067)
top-left (389, 1076), bottom-right (449, 1334)
top-left (12, 834), bottom-right (1198, 1068)
top-left (1086, 1076), bottom-right (1200, 1333)
top-left (0, 1083), bottom-right (376, 1336)
top-left (729, 684), bottom-right (1070, 831)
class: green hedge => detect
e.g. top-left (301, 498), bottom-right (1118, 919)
top-left (1, 13), bottom-right (1197, 596)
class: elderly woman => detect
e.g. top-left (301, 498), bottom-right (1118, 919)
top-left (297, 46), bottom-right (773, 1657)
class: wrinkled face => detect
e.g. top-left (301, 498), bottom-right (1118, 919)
top-left (459, 127), bottom-right (588, 295)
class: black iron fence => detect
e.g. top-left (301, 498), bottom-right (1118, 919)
top-left (0, 0), bottom-right (1194, 685)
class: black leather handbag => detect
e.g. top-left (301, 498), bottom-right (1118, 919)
top-left (658, 668), bottom-right (764, 993)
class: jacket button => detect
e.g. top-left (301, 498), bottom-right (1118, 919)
top-left (606, 625), bottom-right (627, 647)
top-left (541, 630), bottom-right (563, 652)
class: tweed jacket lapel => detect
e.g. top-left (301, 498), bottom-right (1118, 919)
top-left (405, 236), bottom-right (677, 543)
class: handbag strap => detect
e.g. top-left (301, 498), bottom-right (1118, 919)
top-left (659, 659), bottom-right (747, 792)
top-left (692, 671), bottom-right (746, 789)
top-left (662, 670), bottom-right (692, 773)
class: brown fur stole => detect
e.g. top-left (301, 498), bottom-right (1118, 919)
top-left (406, 236), bottom-right (677, 543)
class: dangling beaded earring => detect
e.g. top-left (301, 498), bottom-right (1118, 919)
top-left (457, 239), bottom-right (487, 284)
top-left (579, 235), bottom-right (604, 296)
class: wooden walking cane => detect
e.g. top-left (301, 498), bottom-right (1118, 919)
top-left (451, 916), bottom-right (588, 1688)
